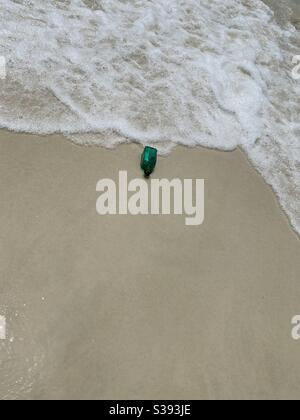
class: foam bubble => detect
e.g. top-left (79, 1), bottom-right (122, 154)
top-left (0, 0), bottom-right (299, 234)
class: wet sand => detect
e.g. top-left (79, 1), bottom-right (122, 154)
top-left (0, 130), bottom-right (300, 400)
top-left (263, 0), bottom-right (300, 28)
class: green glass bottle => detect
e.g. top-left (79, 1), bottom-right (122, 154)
top-left (141, 146), bottom-right (157, 177)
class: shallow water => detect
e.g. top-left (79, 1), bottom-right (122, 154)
top-left (0, 0), bottom-right (299, 235)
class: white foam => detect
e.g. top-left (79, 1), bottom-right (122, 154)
top-left (0, 0), bottom-right (299, 234)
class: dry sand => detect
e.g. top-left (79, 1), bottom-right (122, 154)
top-left (0, 130), bottom-right (300, 400)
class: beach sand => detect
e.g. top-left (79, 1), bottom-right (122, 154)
top-left (289, 0), bottom-right (300, 28)
top-left (0, 130), bottom-right (300, 400)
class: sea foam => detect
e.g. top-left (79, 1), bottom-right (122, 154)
top-left (0, 0), bottom-right (299, 234)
